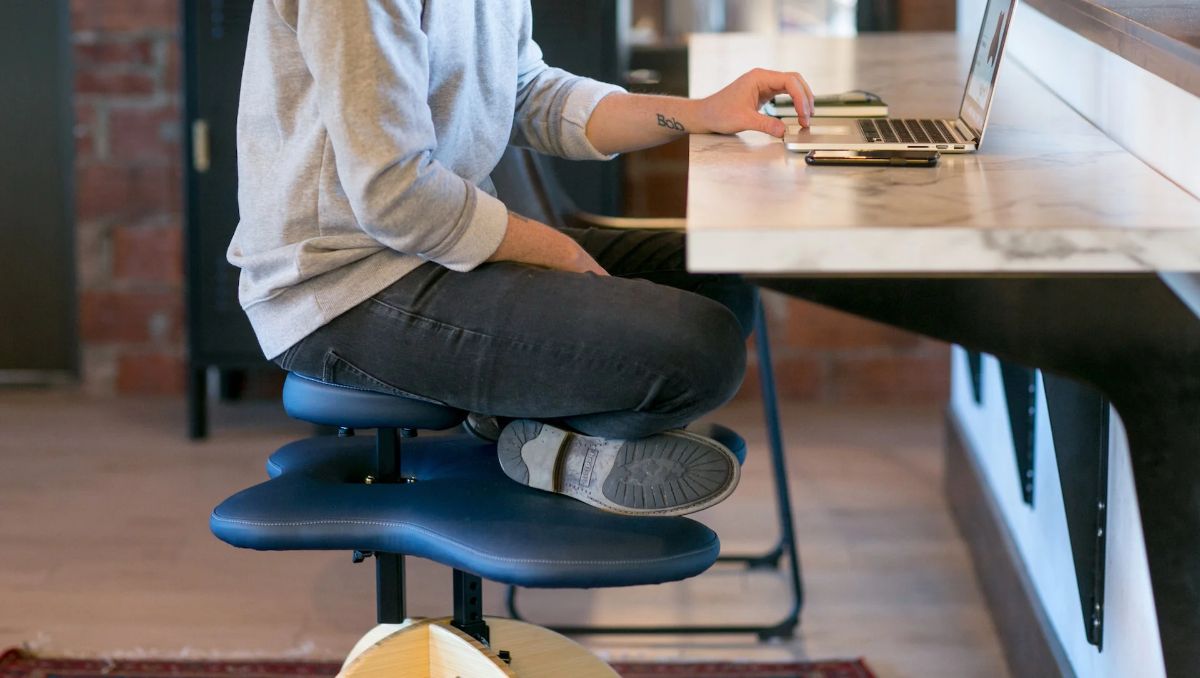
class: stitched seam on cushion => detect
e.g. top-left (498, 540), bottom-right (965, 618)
top-left (290, 373), bottom-right (462, 422)
top-left (210, 513), bottom-right (717, 565)
top-left (294, 373), bottom-right (377, 396)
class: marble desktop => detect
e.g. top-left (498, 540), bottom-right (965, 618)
top-left (685, 33), bottom-right (1200, 274)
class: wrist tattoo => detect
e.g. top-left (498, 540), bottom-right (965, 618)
top-left (657, 113), bottom-right (686, 133)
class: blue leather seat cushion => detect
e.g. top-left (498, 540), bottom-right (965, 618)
top-left (213, 434), bottom-right (721, 589)
top-left (282, 373), bottom-right (466, 431)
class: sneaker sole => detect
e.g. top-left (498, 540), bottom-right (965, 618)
top-left (497, 421), bottom-right (741, 517)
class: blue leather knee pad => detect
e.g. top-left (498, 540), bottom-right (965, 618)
top-left (211, 374), bottom-right (727, 589)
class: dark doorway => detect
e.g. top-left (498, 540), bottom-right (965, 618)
top-left (0, 0), bottom-right (78, 384)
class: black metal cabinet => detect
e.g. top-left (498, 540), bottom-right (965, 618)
top-left (183, 0), bottom-right (262, 439)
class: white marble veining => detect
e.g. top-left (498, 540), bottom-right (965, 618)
top-left (686, 33), bottom-right (1200, 274)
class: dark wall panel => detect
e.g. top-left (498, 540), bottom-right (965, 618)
top-left (529, 0), bottom-right (628, 216)
top-left (0, 0), bottom-right (77, 381)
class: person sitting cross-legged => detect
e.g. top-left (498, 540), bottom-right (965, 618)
top-left (229, 0), bottom-right (815, 516)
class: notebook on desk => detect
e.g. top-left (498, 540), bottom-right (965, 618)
top-left (785, 0), bottom-right (1018, 154)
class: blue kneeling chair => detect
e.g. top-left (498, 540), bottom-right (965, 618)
top-left (211, 373), bottom-right (743, 651)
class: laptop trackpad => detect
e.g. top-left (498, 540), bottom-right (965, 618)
top-left (810, 125), bottom-right (857, 136)
top-left (788, 123), bottom-right (858, 138)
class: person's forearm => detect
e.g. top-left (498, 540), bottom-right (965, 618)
top-left (585, 93), bottom-right (707, 156)
top-left (585, 70), bottom-right (815, 156)
top-left (487, 212), bottom-right (607, 276)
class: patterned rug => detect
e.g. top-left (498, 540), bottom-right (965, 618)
top-left (614, 660), bottom-right (875, 677)
top-left (0, 649), bottom-right (876, 678)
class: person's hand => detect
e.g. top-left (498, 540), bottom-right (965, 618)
top-left (488, 212), bottom-right (609, 276)
top-left (698, 68), bottom-right (815, 137)
top-left (557, 236), bottom-right (608, 276)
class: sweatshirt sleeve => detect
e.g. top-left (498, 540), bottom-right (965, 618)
top-left (510, 5), bottom-right (627, 161)
top-left (290, 0), bottom-right (507, 272)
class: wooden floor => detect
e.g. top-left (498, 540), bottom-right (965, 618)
top-left (0, 390), bottom-right (1008, 678)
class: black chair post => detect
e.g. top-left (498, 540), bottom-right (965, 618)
top-left (452, 569), bottom-right (491, 646)
top-left (374, 427), bottom-right (407, 624)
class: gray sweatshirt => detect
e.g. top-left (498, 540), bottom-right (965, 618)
top-left (229, 0), bottom-right (624, 358)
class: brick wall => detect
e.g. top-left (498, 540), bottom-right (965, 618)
top-left (72, 0), bottom-right (184, 396)
top-left (68, 0), bottom-right (948, 406)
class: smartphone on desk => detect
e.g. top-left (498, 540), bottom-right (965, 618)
top-left (805, 150), bottom-right (940, 168)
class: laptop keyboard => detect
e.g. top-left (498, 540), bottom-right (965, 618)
top-left (858, 118), bottom-right (958, 145)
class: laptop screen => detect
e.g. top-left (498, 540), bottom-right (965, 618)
top-left (960, 0), bottom-right (1018, 139)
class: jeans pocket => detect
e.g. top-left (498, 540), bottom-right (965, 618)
top-left (274, 343), bottom-right (300, 372)
top-left (320, 350), bottom-right (449, 406)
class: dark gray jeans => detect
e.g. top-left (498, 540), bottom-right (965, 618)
top-left (276, 227), bottom-right (755, 439)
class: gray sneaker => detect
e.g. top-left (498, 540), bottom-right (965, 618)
top-left (497, 420), bottom-right (741, 517)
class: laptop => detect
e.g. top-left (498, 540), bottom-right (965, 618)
top-left (785, 0), bottom-right (1018, 154)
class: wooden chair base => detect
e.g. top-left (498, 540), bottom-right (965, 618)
top-left (338, 617), bottom-right (619, 678)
